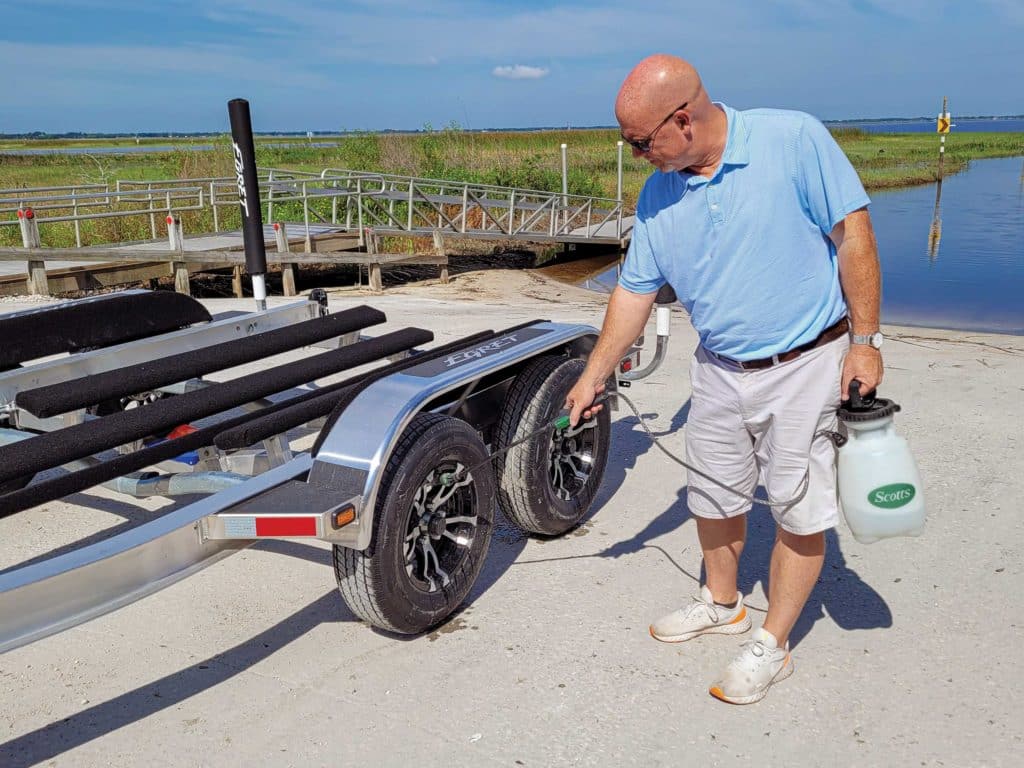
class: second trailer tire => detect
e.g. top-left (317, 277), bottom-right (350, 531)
top-left (495, 355), bottom-right (611, 536)
top-left (334, 413), bottom-right (495, 635)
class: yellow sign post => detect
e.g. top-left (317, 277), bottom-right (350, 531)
top-left (936, 97), bottom-right (950, 180)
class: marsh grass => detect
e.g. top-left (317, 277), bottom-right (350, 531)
top-left (2, 128), bottom-right (1022, 248)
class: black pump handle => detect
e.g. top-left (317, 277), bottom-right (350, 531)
top-left (848, 379), bottom-right (877, 410)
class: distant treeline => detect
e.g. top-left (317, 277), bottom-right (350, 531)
top-left (10, 115), bottom-right (1021, 140)
top-left (0, 126), bottom-right (616, 140)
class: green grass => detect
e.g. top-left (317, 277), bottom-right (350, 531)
top-left (828, 128), bottom-right (1024, 188)
top-left (2, 127), bottom-right (1021, 248)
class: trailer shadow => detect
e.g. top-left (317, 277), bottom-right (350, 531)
top-left (0, 521), bottom-right (532, 767)
top-left (0, 549), bottom-right (350, 767)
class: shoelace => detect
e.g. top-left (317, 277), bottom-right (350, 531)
top-left (741, 639), bottom-right (767, 659)
top-left (736, 637), bottom-right (787, 663)
top-left (687, 595), bottom-right (729, 624)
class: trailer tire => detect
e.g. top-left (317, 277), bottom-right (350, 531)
top-left (334, 413), bottom-right (495, 635)
top-left (495, 355), bottom-right (611, 536)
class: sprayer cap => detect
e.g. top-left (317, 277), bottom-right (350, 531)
top-left (837, 380), bottom-right (901, 423)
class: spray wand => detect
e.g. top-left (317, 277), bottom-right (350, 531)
top-left (438, 393), bottom-right (611, 487)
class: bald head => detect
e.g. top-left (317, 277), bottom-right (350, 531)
top-left (615, 54), bottom-right (706, 124)
top-left (615, 54), bottom-right (726, 175)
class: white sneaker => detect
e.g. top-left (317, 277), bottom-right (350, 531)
top-left (709, 627), bottom-right (794, 705)
top-left (649, 585), bottom-right (751, 643)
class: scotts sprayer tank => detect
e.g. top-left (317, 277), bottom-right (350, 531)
top-left (836, 381), bottom-right (925, 544)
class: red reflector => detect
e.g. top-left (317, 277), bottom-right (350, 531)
top-left (255, 517), bottom-right (317, 537)
top-left (272, 222), bottom-right (280, 231)
top-left (166, 215), bottom-right (174, 225)
top-left (16, 209), bottom-right (23, 219)
top-left (24, 208), bottom-right (34, 220)
top-left (167, 424), bottom-right (198, 439)
top-left (620, 359), bottom-right (633, 372)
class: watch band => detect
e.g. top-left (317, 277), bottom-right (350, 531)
top-left (850, 331), bottom-right (883, 349)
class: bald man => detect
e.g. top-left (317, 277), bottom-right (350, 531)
top-left (566, 54), bottom-right (883, 704)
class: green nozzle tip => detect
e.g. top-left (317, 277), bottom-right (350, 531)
top-left (555, 415), bottom-right (571, 431)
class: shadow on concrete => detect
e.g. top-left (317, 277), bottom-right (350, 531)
top-left (0, 539), bottom-right (355, 768)
top-left (586, 390), bottom-right (891, 648)
top-left (1, 513), bottom-right (531, 766)
top-left (598, 483), bottom-right (892, 647)
top-left (583, 395), bottom-right (692, 523)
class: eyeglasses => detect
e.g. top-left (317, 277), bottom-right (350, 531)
top-left (621, 102), bottom-right (688, 153)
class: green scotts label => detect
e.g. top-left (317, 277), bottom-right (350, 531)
top-left (868, 483), bottom-right (916, 509)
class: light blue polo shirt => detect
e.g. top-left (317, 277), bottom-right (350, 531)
top-left (620, 103), bottom-right (870, 361)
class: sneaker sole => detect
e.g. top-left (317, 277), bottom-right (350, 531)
top-left (708, 655), bottom-right (795, 705)
top-left (648, 608), bottom-right (752, 643)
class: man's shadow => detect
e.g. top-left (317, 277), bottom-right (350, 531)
top-left (585, 393), bottom-right (692, 519)
top-left (598, 400), bottom-right (891, 647)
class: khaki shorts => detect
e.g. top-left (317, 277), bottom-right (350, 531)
top-left (685, 335), bottom-right (848, 535)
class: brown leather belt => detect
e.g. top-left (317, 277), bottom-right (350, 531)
top-left (711, 317), bottom-right (849, 370)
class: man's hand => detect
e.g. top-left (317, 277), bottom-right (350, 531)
top-left (841, 345), bottom-right (883, 400)
top-left (565, 378), bottom-right (606, 427)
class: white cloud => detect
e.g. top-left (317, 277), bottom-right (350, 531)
top-left (493, 65), bottom-right (549, 80)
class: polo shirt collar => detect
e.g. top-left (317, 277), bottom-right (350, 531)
top-left (679, 102), bottom-right (749, 186)
top-left (718, 103), bottom-right (750, 169)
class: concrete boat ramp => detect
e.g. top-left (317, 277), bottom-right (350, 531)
top-left (0, 278), bottom-right (1021, 768)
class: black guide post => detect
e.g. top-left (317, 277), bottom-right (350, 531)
top-left (227, 98), bottom-right (269, 309)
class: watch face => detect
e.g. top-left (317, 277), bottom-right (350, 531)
top-left (870, 332), bottom-right (884, 349)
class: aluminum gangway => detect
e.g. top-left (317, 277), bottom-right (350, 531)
top-left (0, 168), bottom-right (634, 294)
top-left (108, 168), bottom-right (632, 244)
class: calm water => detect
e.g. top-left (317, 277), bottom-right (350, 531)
top-left (582, 156), bottom-right (1024, 335)
top-left (830, 118), bottom-right (1024, 134)
top-left (870, 156), bottom-right (1024, 334)
top-left (828, 117), bottom-right (1024, 134)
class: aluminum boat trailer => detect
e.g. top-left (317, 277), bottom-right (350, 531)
top-left (0, 286), bottom-right (676, 651)
top-left (0, 96), bottom-right (676, 653)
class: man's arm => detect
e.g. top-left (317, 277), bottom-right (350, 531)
top-left (566, 285), bottom-right (657, 425)
top-left (831, 206), bottom-right (883, 399)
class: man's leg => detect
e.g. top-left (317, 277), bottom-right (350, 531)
top-left (763, 527), bottom-right (825, 646)
top-left (650, 512), bottom-right (751, 642)
top-left (695, 515), bottom-right (746, 605)
top-left (708, 339), bottom-right (844, 703)
top-left (648, 346), bottom-right (754, 644)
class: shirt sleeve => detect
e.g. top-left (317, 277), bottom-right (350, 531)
top-left (797, 115), bottom-right (871, 236)
top-left (618, 181), bottom-right (666, 295)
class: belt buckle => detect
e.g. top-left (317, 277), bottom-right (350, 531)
top-left (715, 351), bottom-right (745, 370)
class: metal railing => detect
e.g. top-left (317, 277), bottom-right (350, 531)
top-left (316, 169), bottom-right (625, 242)
top-left (0, 167), bottom-right (626, 251)
top-left (0, 184), bottom-right (205, 247)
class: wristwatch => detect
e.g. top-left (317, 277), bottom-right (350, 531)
top-left (851, 330), bottom-right (884, 349)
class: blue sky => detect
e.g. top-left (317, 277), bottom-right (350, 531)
top-left (3, 0), bottom-right (1022, 133)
